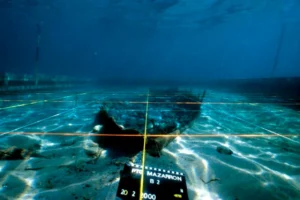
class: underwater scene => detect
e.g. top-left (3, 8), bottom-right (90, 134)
top-left (1, 0), bottom-right (300, 200)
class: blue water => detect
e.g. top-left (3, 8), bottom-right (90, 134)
top-left (1, 0), bottom-right (300, 79)
top-left (1, 0), bottom-right (300, 199)
top-left (0, 87), bottom-right (299, 200)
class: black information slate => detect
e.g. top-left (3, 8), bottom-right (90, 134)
top-left (116, 163), bottom-right (189, 200)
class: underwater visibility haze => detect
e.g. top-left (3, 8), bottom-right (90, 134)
top-left (0, 0), bottom-right (300, 200)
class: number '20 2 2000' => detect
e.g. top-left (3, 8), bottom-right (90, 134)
top-left (120, 189), bottom-right (156, 199)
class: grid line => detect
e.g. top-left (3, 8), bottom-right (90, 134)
top-left (0, 132), bottom-right (299, 137)
top-left (139, 91), bottom-right (150, 200)
top-left (1, 100), bottom-right (300, 105)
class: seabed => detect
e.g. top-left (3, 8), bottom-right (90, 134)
top-left (0, 86), bottom-right (299, 200)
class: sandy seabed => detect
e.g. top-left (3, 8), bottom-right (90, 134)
top-left (0, 87), bottom-right (299, 200)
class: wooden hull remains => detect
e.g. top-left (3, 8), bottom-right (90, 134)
top-left (92, 88), bottom-right (206, 157)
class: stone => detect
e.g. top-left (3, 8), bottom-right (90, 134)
top-left (216, 146), bottom-right (233, 155)
top-left (0, 147), bottom-right (31, 160)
